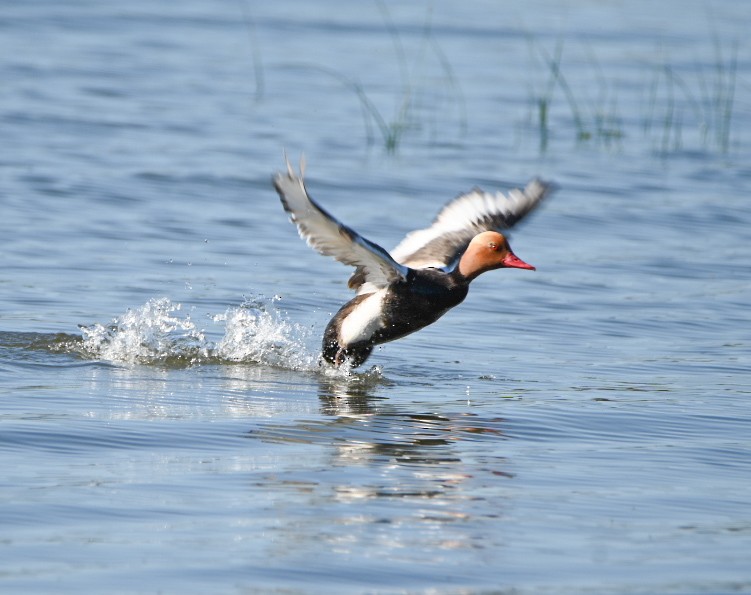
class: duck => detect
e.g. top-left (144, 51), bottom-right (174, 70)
top-left (272, 158), bottom-right (554, 368)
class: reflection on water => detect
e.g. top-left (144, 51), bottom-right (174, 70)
top-left (241, 376), bottom-right (516, 564)
top-left (247, 375), bottom-right (511, 511)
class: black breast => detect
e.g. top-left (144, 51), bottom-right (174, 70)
top-left (374, 268), bottom-right (469, 344)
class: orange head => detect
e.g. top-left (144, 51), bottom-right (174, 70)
top-left (457, 231), bottom-right (535, 281)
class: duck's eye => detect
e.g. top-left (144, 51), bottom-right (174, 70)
top-left (488, 242), bottom-right (498, 250)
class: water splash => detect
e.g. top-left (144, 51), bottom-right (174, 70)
top-left (212, 297), bottom-right (318, 370)
top-left (80, 298), bottom-right (208, 366)
top-left (78, 297), bottom-right (321, 370)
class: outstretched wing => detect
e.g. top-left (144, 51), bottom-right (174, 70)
top-left (273, 158), bottom-right (409, 295)
top-left (390, 179), bottom-right (554, 270)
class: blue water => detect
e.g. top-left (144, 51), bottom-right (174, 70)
top-left (2, 1), bottom-right (750, 593)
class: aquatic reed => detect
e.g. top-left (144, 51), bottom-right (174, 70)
top-left (311, 24), bottom-right (739, 157)
top-left (279, 2), bottom-right (465, 153)
top-left (526, 33), bottom-right (738, 156)
top-left (526, 38), bottom-right (624, 152)
top-left (238, 1), bottom-right (265, 103)
top-left (644, 36), bottom-right (738, 154)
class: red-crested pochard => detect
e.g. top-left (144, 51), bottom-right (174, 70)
top-left (273, 158), bottom-right (554, 368)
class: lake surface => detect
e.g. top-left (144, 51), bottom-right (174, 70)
top-left (1, 1), bottom-right (750, 593)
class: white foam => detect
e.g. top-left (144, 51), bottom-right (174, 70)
top-left (79, 296), bottom-right (320, 370)
top-left (80, 298), bottom-right (206, 365)
top-left (212, 297), bottom-right (318, 370)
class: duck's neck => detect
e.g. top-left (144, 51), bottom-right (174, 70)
top-left (450, 263), bottom-right (475, 286)
top-left (457, 253), bottom-right (486, 283)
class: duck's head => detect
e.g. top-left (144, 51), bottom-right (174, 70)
top-left (458, 231), bottom-right (535, 281)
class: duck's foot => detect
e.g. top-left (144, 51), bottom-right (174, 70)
top-left (321, 340), bottom-right (374, 370)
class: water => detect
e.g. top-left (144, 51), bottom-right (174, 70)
top-left (1, 1), bottom-right (750, 593)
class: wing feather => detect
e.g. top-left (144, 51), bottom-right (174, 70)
top-left (390, 179), bottom-right (555, 269)
top-left (273, 158), bottom-right (409, 294)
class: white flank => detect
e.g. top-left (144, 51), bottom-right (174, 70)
top-left (339, 291), bottom-right (386, 346)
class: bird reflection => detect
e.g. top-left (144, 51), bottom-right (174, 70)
top-left (316, 369), bottom-right (390, 416)
top-left (247, 370), bottom-right (510, 472)
top-left (246, 372), bottom-right (515, 559)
